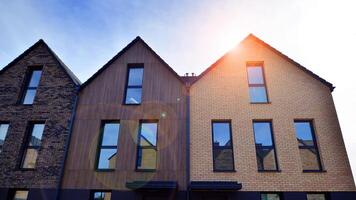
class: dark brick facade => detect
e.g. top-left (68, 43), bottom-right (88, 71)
top-left (0, 40), bottom-right (79, 195)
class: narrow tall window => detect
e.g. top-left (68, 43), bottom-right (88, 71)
top-left (136, 121), bottom-right (158, 171)
top-left (253, 121), bottom-right (278, 171)
top-left (21, 123), bottom-right (45, 169)
top-left (247, 64), bottom-right (268, 103)
top-left (21, 68), bottom-right (42, 104)
top-left (0, 123), bottom-right (9, 153)
top-left (96, 122), bottom-right (120, 170)
top-left (307, 193), bottom-right (327, 200)
top-left (212, 121), bottom-right (234, 171)
top-left (12, 190), bottom-right (29, 200)
top-left (261, 193), bottom-right (280, 200)
top-left (124, 65), bottom-right (144, 104)
top-left (294, 121), bottom-right (322, 171)
top-left (92, 191), bottom-right (111, 200)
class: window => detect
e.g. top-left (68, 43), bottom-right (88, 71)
top-left (253, 121), bottom-right (278, 171)
top-left (0, 123), bottom-right (9, 153)
top-left (136, 121), bottom-right (158, 171)
top-left (21, 123), bottom-right (45, 169)
top-left (93, 191), bottom-right (111, 200)
top-left (261, 193), bottom-right (280, 200)
top-left (21, 68), bottom-right (42, 104)
top-left (124, 65), bottom-right (144, 104)
top-left (307, 193), bottom-right (327, 200)
top-left (96, 122), bottom-right (120, 170)
top-left (247, 64), bottom-right (268, 103)
top-left (294, 121), bottom-right (322, 171)
top-left (212, 121), bottom-right (234, 171)
top-left (12, 190), bottom-right (29, 200)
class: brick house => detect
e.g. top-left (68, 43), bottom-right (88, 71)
top-left (188, 34), bottom-right (356, 200)
top-left (0, 40), bottom-right (80, 200)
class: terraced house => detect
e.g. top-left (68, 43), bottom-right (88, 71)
top-left (0, 40), bottom-right (80, 200)
top-left (60, 37), bottom-right (188, 200)
top-left (0, 34), bottom-right (355, 200)
top-left (188, 34), bottom-right (356, 200)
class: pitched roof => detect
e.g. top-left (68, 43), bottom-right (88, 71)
top-left (80, 36), bottom-right (184, 90)
top-left (190, 34), bottom-right (335, 92)
top-left (0, 39), bottom-right (81, 86)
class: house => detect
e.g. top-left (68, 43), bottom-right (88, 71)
top-left (0, 34), bottom-right (355, 200)
top-left (0, 40), bottom-right (80, 200)
top-left (188, 34), bottom-right (355, 200)
top-left (60, 37), bottom-right (188, 200)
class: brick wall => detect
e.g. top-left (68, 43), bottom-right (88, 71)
top-left (0, 42), bottom-right (78, 188)
top-left (189, 37), bottom-right (355, 191)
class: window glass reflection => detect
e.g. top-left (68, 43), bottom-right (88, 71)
top-left (96, 122), bottom-right (120, 170)
top-left (13, 190), bottom-right (29, 200)
top-left (140, 123), bottom-right (157, 146)
top-left (93, 191), bottom-right (111, 200)
top-left (247, 66), bottom-right (264, 84)
top-left (136, 148), bottom-right (157, 170)
top-left (128, 68), bottom-right (143, 86)
top-left (136, 122), bottom-right (158, 170)
top-left (261, 193), bottom-right (280, 200)
top-left (22, 148), bottom-right (39, 168)
top-left (212, 123), bottom-right (231, 147)
top-left (124, 66), bottom-right (143, 104)
top-left (253, 121), bottom-right (278, 171)
top-left (249, 87), bottom-right (268, 103)
top-left (101, 123), bottom-right (120, 146)
top-left (212, 121), bottom-right (234, 171)
top-left (125, 88), bottom-right (142, 104)
top-left (307, 194), bottom-right (326, 200)
top-left (23, 89), bottom-right (37, 104)
top-left (28, 70), bottom-right (42, 87)
top-left (294, 121), bottom-right (322, 171)
top-left (0, 124), bottom-right (9, 151)
top-left (98, 149), bottom-right (116, 169)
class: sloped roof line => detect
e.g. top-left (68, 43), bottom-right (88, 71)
top-left (0, 39), bottom-right (81, 86)
top-left (80, 36), bottom-right (185, 90)
top-left (190, 34), bottom-right (335, 92)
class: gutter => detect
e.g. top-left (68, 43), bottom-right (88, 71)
top-left (55, 86), bottom-right (80, 200)
top-left (185, 84), bottom-right (191, 200)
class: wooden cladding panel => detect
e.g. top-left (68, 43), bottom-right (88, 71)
top-left (63, 41), bottom-right (187, 190)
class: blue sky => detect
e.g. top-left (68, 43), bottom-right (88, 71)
top-left (1, 0), bottom-right (356, 179)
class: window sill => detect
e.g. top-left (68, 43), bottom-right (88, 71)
top-left (95, 169), bottom-right (115, 172)
top-left (258, 169), bottom-right (281, 173)
top-left (135, 169), bottom-right (156, 172)
top-left (122, 103), bottom-right (141, 106)
top-left (250, 102), bottom-right (271, 104)
top-left (303, 170), bottom-right (326, 173)
top-left (213, 169), bottom-right (236, 173)
top-left (18, 168), bottom-right (36, 171)
top-left (15, 103), bottom-right (34, 106)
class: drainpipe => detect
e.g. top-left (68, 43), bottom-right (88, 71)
top-left (56, 86), bottom-right (80, 200)
top-left (185, 85), bottom-right (191, 200)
